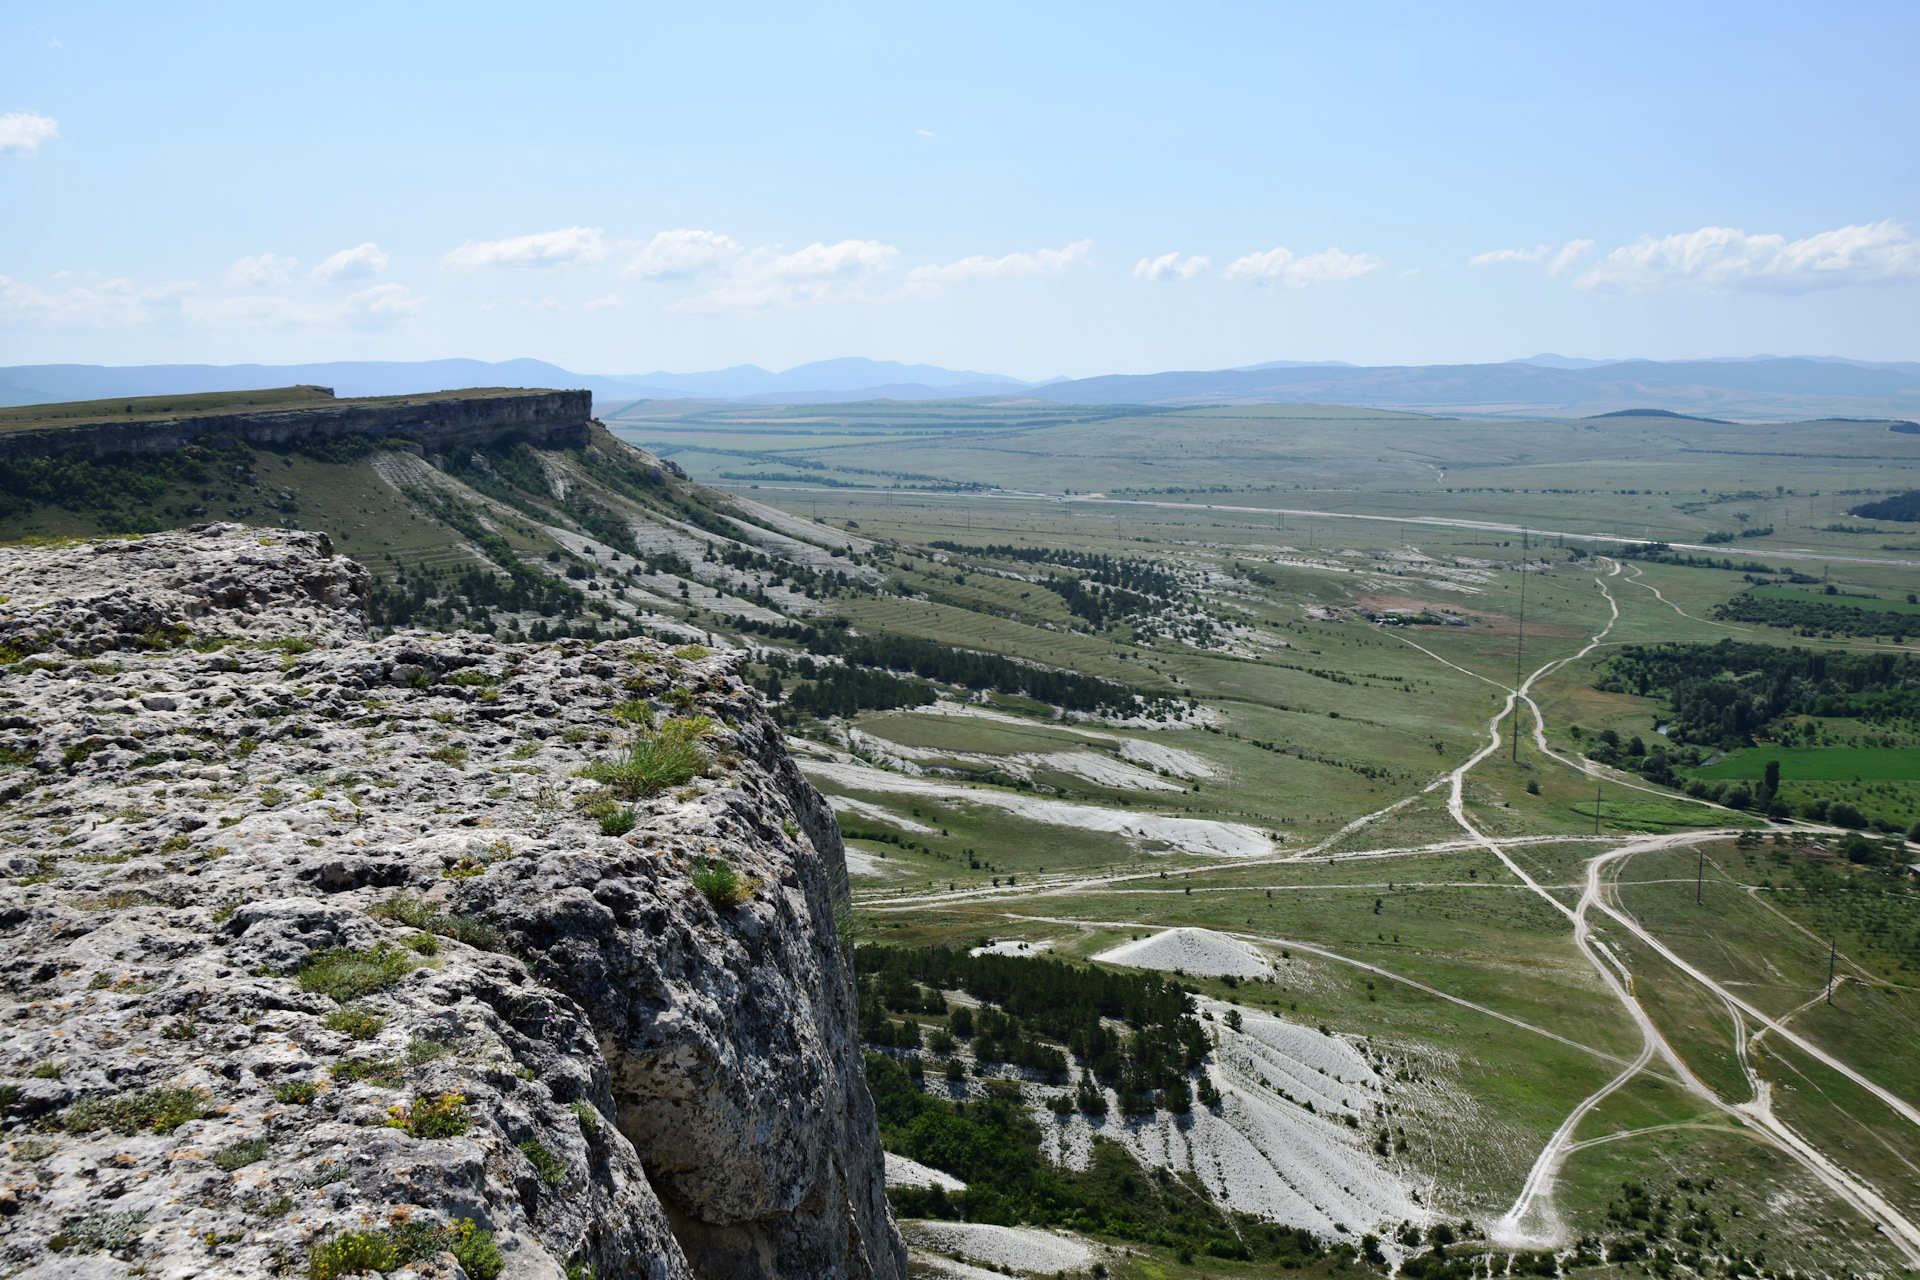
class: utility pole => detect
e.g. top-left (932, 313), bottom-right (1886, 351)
top-left (1827, 940), bottom-right (1836, 1005)
top-left (1697, 849), bottom-right (1705, 905)
top-left (1513, 529), bottom-right (1527, 762)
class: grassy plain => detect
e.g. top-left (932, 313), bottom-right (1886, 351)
top-left (606, 398), bottom-right (1920, 1274)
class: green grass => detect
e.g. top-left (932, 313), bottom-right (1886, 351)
top-left (1692, 744), bottom-right (1920, 782)
top-left (298, 942), bottom-right (419, 1002)
top-left (1749, 583), bottom-right (1920, 615)
top-left (1565, 799), bottom-right (1753, 829)
top-left (63, 1086), bottom-right (209, 1134)
top-left (577, 716), bottom-right (711, 798)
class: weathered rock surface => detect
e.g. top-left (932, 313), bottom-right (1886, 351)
top-left (0, 526), bottom-right (904, 1280)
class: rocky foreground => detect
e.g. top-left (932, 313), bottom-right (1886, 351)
top-left (0, 525), bottom-right (904, 1280)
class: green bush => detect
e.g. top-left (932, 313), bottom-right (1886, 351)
top-left (691, 856), bottom-right (753, 909)
top-left (298, 942), bottom-right (418, 1002)
top-left (390, 1092), bottom-right (471, 1138)
top-left (581, 792), bottom-right (637, 835)
top-left (64, 1087), bottom-right (209, 1135)
top-left (407, 1036), bottom-right (455, 1067)
top-left (569, 1100), bottom-right (601, 1139)
top-left (211, 1138), bottom-right (269, 1171)
top-left (322, 1006), bottom-right (386, 1039)
top-left (309, 1230), bottom-right (395, 1280)
top-left (518, 1139), bottom-right (566, 1184)
top-left (330, 1058), bottom-right (403, 1087)
top-left (450, 1220), bottom-right (504, 1280)
top-left (275, 1080), bottom-right (318, 1105)
top-left (48, 1210), bottom-right (148, 1255)
top-left (577, 716), bottom-right (711, 798)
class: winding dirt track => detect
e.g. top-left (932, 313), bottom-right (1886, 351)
top-left (848, 555), bottom-right (1920, 1258)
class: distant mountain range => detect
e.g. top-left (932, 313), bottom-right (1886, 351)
top-left (3, 354), bottom-right (1916, 421)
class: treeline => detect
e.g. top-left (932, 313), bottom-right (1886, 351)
top-left (799, 627), bottom-right (1148, 713)
top-left (369, 563), bottom-right (587, 631)
top-left (856, 947), bottom-right (1209, 1104)
top-left (928, 541), bottom-right (1184, 599)
top-left (1851, 490), bottom-right (1920, 521)
top-left (771, 659), bottom-right (936, 719)
top-left (1714, 592), bottom-right (1917, 639)
top-left (1598, 641), bottom-right (1920, 746)
top-left (1605, 543), bottom-right (1779, 574)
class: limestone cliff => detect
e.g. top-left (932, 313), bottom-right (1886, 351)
top-left (0, 524), bottom-right (905, 1280)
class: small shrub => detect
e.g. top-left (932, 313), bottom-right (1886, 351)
top-left (690, 856), bottom-right (754, 909)
top-left (29, 1059), bottom-right (64, 1079)
top-left (388, 1091), bottom-right (471, 1138)
top-left (440, 913), bottom-right (499, 950)
top-left (64, 1086), bottom-right (209, 1135)
top-left (576, 716), bottom-right (712, 799)
top-left (322, 1006), bottom-right (386, 1039)
top-left (450, 1220), bottom-right (504, 1280)
top-left (443, 855), bottom-right (485, 879)
top-left (211, 1138), bottom-right (269, 1171)
top-left (48, 1209), bottom-right (147, 1255)
top-left (330, 1058), bottom-right (403, 1087)
top-left (581, 791), bottom-right (638, 836)
top-left (244, 1193), bottom-right (294, 1218)
top-left (370, 892), bottom-right (438, 930)
top-left (569, 1100), bottom-right (601, 1139)
top-left (672, 644), bottom-right (710, 660)
top-left (298, 942), bottom-right (418, 1002)
top-left (429, 745), bottom-right (469, 770)
top-left (609, 698), bottom-right (653, 726)
top-left (401, 931), bottom-right (440, 956)
top-left (406, 1036), bottom-right (455, 1067)
top-left (87, 972), bottom-right (113, 990)
top-left (275, 1080), bottom-right (318, 1105)
top-left (308, 1230), bottom-right (396, 1280)
top-left (518, 1139), bottom-right (566, 1184)
top-left (294, 1160), bottom-right (351, 1189)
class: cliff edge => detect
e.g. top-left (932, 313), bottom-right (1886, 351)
top-left (0, 524), bottom-right (905, 1280)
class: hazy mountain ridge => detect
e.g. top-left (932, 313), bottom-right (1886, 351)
top-left (7, 354), bottom-right (1918, 420)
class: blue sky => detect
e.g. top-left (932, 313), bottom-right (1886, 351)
top-left (3, 1), bottom-right (1916, 378)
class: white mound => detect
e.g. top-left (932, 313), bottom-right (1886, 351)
top-left (970, 938), bottom-right (1059, 958)
top-left (902, 1221), bottom-right (1094, 1274)
top-left (824, 794), bottom-right (938, 833)
top-left (884, 1152), bottom-right (966, 1192)
top-left (802, 757), bottom-right (1272, 858)
top-left (841, 848), bottom-right (902, 879)
top-left (1094, 927), bottom-right (1273, 978)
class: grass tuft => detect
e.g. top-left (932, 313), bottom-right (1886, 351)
top-left (298, 942), bottom-right (419, 1002)
top-left (576, 716), bottom-right (712, 799)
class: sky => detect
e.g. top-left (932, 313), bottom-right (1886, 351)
top-left (2, 1), bottom-right (1917, 380)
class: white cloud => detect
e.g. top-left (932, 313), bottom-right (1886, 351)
top-left (1470, 245), bottom-right (1550, 267)
top-left (917, 129), bottom-right (936, 138)
top-left (309, 242), bottom-right (389, 285)
top-left (1576, 221), bottom-right (1920, 294)
top-left (583, 293), bottom-right (624, 310)
top-left (619, 229), bottom-right (742, 281)
top-left (1133, 252), bottom-right (1210, 281)
top-left (1548, 239), bottom-right (1594, 276)
top-left (182, 283), bottom-right (423, 331)
top-left (0, 112), bottom-right (58, 157)
top-left (0, 274), bottom-right (192, 327)
top-left (902, 240), bottom-right (1092, 296)
top-left (442, 226), bottom-right (607, 271)
top-left (227, 253), bottom-right (298, 287)
top-left (1225, 245), bottom-right (1383, 287)
top-left (674, 239), bottom-right (900, 311)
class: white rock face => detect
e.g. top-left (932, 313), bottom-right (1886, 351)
top-left (1093, 928), bottom-right (1275, 978)
top-left (0, 527), bottom-right (903, 1280)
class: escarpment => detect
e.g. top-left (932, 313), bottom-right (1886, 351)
top-left (0, 524), bottom-right (906, 1280)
